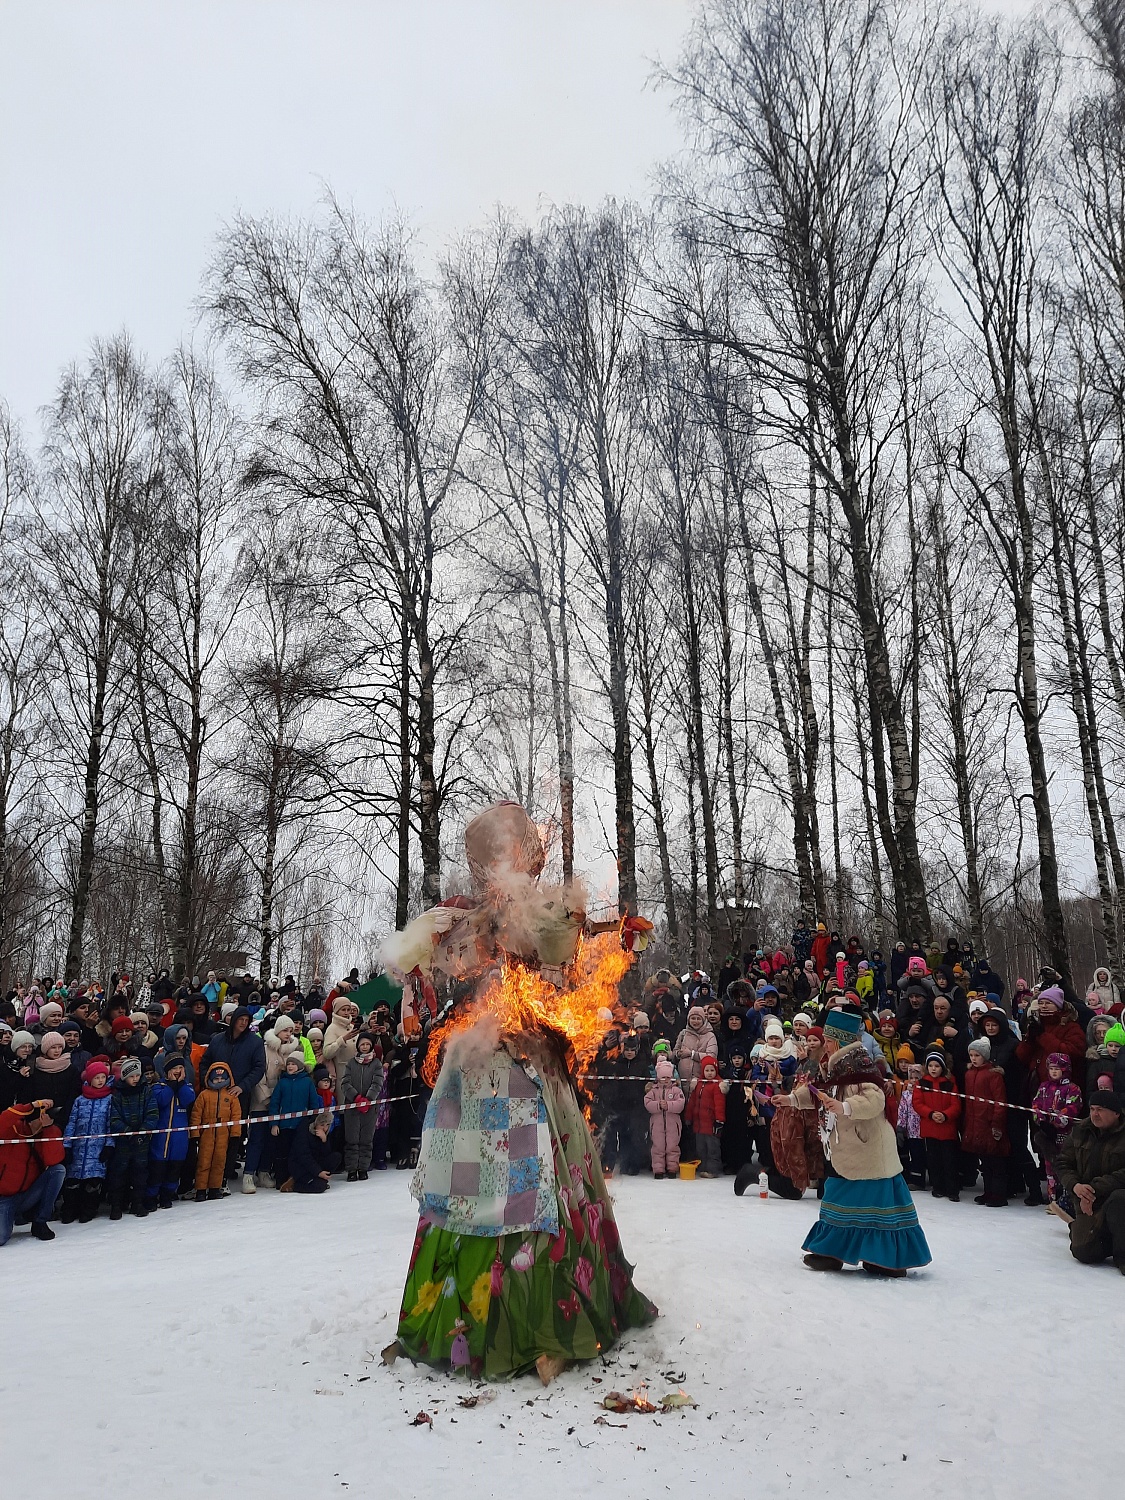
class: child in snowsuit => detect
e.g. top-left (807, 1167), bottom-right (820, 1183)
top-left (61, 1061), bottom-right (114, 1223)
top-left (147, 1054), bottom-right (195, 1208)
top-left (270, 1050), bottom-right (321, 1189)
top-left (190, 1060), bottom-right (242, 1200)
top-left (895, 1055), bottom-right (925, 1186)
top-left (961, 1037), bottom-right (1010, 1206)
top-left (645, 1057), bottom-right (685, 1179)
top-left (914, 1050), bottom-right (962, 1201)
top-left (685, 1057), bottom-right (726, 1178)
top-left (106, 1057), bottom-right (158, 1219)
top-left (340, 1032), bottom-right (384, 1180)
top-left (288, 1109), bottom-right (341, 1193)
top-left (1031, 1052), bottom-right (1083, 1205)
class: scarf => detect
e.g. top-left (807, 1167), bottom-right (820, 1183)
top-left (82, 1082), bottom-right (113, 1099)
top-left (36, 1054), bottom-right (72, 1074)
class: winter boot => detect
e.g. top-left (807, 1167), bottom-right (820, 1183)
top-left (358, 1170), bottom-right (369, 1181)
top-left (159, 1190), bottom-right (176, 1209)
top-left (30, 1221), bottom-right (55, 1241)
top-left (347, 1170), bottom-right (360, 1182)
top-left (803, 1253), bottom-right (844, 1272)
top-left (194, 1189), bottom-right (208, 1202)
top-left (78, 1185), bottom-right (101, 1224)
top-left (59, 1182), bottom-right (82, 1224)
top-left (207, 1187), bottom-right (226, 1200)
top-left (733, 1164), bottom-right (756, 1197)
top-left (109, 1197), bottom-right (125, 1221)
top-left (241, 1172), bottom-right (257, 1194)
top-left (132, 1197), bottom-right (149, 1218)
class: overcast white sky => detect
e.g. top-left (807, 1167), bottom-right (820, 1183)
top-left (1, 0), bottom-right (695, 423)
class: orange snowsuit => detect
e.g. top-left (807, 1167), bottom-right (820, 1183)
top-left (190, 1063), bottom-right (243, 1190)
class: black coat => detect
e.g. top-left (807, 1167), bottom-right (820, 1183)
top-left (289, 1124), bottom-right (339, 1190)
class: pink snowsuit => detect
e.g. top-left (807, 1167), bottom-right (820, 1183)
top-left (645, 1069), bottom-right (685, 1176)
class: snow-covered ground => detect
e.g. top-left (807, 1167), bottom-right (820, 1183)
top-left (4, 1173), bottom-right (1115, 1498)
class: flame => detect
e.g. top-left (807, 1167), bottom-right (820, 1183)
top-left (422, 931), bottom-right (634, 1087)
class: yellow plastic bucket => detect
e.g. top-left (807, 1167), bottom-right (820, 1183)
top-left (678, 1160), bottom-right (701, 1181)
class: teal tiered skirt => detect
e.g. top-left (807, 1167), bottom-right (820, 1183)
top-left (802, 1174), bottom-right (932, 1269)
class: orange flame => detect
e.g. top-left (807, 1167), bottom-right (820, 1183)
top-left (422, 932), bottom-right (634, 1087)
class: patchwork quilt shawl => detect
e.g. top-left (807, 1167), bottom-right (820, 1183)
top-left (411, 1041), bottom-right (559, 1236)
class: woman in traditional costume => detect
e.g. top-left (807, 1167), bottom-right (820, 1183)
top-left (385, 803), bottom-right (656, 1382)
top-left (773, 1010), bottom-right (932, 1276)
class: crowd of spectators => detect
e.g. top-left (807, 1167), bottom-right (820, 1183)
top-left (0, 967), bottom-right (428, 1246)
top-left (589, 926), bottom-right (1125, 1272)
top-left (3, 926), bottom-right (1124, 1270)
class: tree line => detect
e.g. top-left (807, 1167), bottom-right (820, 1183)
top-left (3, 0), bottom-right (1125, 991)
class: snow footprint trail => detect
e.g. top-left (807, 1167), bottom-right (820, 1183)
top-left (1, 1172), bottom-right (1115, 1499)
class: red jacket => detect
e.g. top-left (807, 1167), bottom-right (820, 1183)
top-left (960, 1066), bottom-right (1009, 1156)
top-left (685, 1076), bottom-right (726, 1134)
top-left (0, 1106), bottom-right (66, 1196)
top-left (913, 1076), bottom-right (961, 1142)
top-left (811, 931), bottom-right (831, 978)
top-left (1016, 1013), bottom-right (1087, 1085)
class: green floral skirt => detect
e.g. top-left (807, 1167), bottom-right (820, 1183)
top-left (397, 1069), bottom-right (656, 1379)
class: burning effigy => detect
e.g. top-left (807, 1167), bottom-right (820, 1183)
top-left (383, 802), bottom-right (657, 1383)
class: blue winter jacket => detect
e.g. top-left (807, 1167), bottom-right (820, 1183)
top-left (108, 1080), bottom-right (159, 1158)
top-left (269, 1071), bottom-right (321, 1130)
top-left (150, 1078), bottom-right (197, 1162)
top-left (64, 1092), bottom-right (113, 1180)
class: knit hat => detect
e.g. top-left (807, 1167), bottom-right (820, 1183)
top-left (111, 1016), bottom-right (135, 1037)
top-left (1105, 1024), bottom-right (1125, 1047)
top-left (1037, 986), bottom-right (1065, 1008)
top-left (39, 1031), bottom-right (66, 1054)
top-left (655, 1057), bottom-right (674, 1081)
top-left (791, 1012), bottom-right (813, 1030)
top-left (120, 1057), bottom-right (143, 1080)
top-left (273, 1014), bottom-right (296, 1034)
top-left (39, 1001), bottom-right (64, 1024)
top-left (284, 1049), bottom-right (306, 1069)
top-left (631, 1011), bottom-right (651, 1031)
top-left (924, 1049), bottom-right (948, 1071)
top-left (968, 999), bottom-right (989, 1018)
top-left (763, 1017), bottom-right (785, 1040)
top-left (59, 1017), bottom-right (82, 1035)
top-left (129, 1011), bottom-right (149, 1028)
top-left (895, 1044), bottom-right (915, 1065)
top-left (308, 1027), bottom-right (324, 1042)
top-left (823, 1010), bottom-right (863, 1046)
top-left (308, 1008), bottom-right (328, 1025)
top-left (82, 1061), bottom-right (109, 1085)
top-left (967, 1037), bottom-right (991, 1060)
top-left (1088, 1090), bottom-right (1123, 1114)
top-left (221, 1001), bottom-right (238, 1020)
top-left (701, 1058), bottom-right (719, 1078)
top-left (162, 1052), bottom-right (186, 1072)
top-left (10, 1029), bottom-right (35, 1051)
top-left (1046, 1052), bottom-right (1072, 1077)
top-left (651, 1038), bottom-right (670, 1057)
